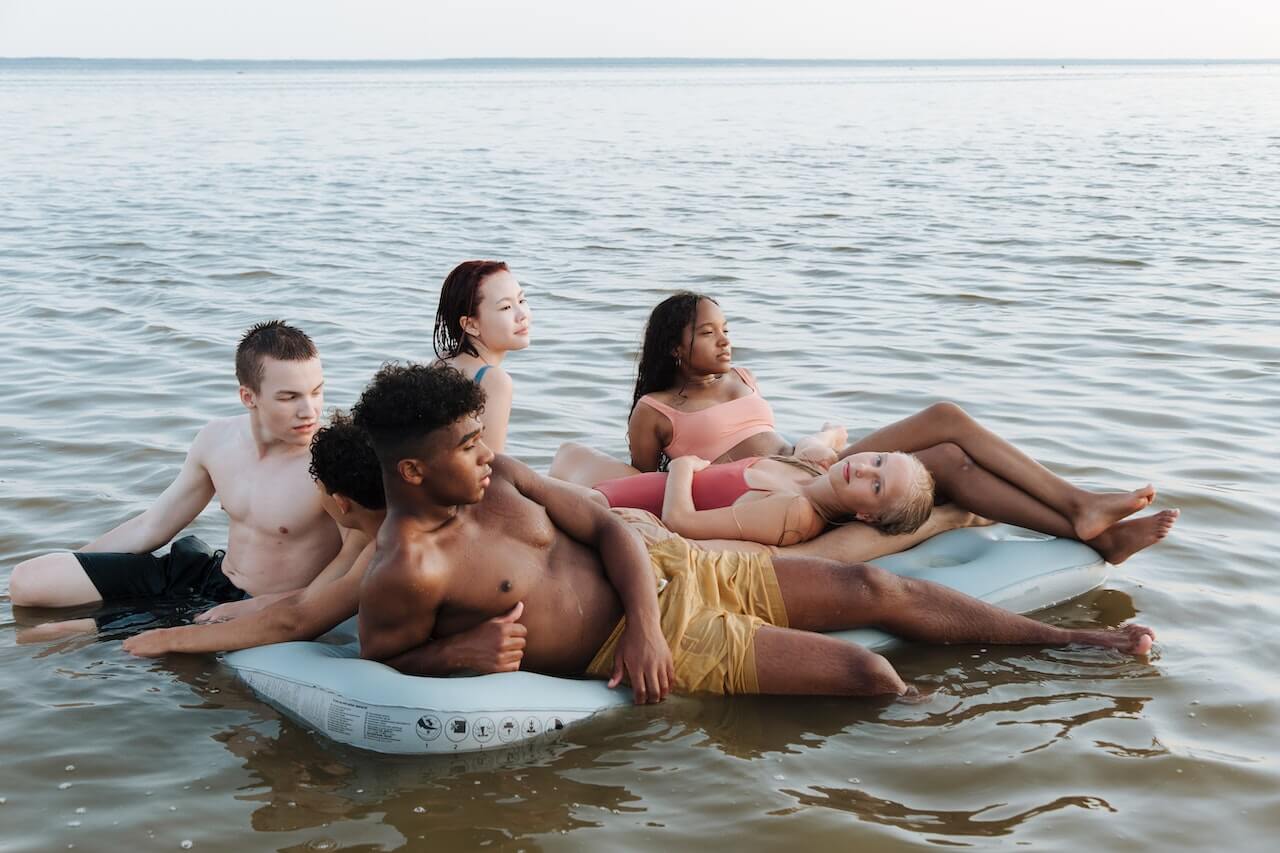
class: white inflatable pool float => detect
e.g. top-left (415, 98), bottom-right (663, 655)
top-left (223, 524), bottom-right (1106, 755)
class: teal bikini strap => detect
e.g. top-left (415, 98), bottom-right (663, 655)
top-left (473, 365), bottom-right (490, 384)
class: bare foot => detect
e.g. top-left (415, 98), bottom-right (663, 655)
top-left (1089, 509), bottom-right (1179, 565)
top-left (1069, 623), bottom-right (1155, 655)
top-left (820, 422), bottom-right (848, 447)
top-left (1074, 485), bottom-right (1157, 541)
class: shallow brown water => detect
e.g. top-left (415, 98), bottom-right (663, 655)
top-left (2, 59), bottom-right (1278, 851)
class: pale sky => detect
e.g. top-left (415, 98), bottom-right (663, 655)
top-left (1, 0), bottom-right (1276, 60)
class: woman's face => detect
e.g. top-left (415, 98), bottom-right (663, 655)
top-left (826, 452), bottom-right (910, 522)
top-left (678, 299), bottom-right (731, 375)
top-left (464, 270), bottom-right (531, 353)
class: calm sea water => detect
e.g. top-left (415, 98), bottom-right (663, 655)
top-left (2, 59), bottom-right (1278, 852)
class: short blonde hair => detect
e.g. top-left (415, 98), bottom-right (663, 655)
top-left (874, 453), bottom-right (935, 536)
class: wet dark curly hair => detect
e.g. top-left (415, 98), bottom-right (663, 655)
top-left (352, 362), bottom-right (486, 461)
top-left (629, 291), bottom-right (715, 417)
top-left (309, 410), bottom-right (385, 510)
top-left (629, 291), bottom-right (716, 470)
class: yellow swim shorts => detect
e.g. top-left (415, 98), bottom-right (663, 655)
top-left (585, 533), bottom-right (789, 695)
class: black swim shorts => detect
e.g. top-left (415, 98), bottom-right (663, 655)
top-left (75, 534), bottom-right (247, 603)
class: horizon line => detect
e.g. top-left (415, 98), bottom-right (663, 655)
top-left (3, 55), bottom-right (1279, 64)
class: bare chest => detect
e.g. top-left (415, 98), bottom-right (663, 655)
top-left (435, 493), bottom-right (581, 623)
top-left (208, 450), bottom-right (326, 537)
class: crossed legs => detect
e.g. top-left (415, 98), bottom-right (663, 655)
top-left (840, 402), bottom-right (1177, 563)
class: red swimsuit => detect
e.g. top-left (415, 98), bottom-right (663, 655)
top-left (593, 457), bottom-right (764, 517)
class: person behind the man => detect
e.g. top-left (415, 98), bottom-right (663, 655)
top-left (122, 412), bottom-right (526, 672)
top-left (355, 363), bottom-right (1156, 703)
top-left (10, 321), bottom-right (365, 611)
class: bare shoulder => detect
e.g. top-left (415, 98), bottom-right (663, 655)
top-left (637, 386), bottom-right (678, 407)
top-left (365, 531), bottom-right (448, 598)
top-left (778, 495), bottom-right (825, 546)
top-left (490, 453), bottom-right (534, 488)
top-left (733, 366), bottom-right (760, 391)
top-left (189, 415), bottom-right (246, 459)
top-left (629, 396), bottom-right (668, 426)
top-left (478, 364), bottom-right (513, 392)
top-left (490, 454), bottom-right (579, 506)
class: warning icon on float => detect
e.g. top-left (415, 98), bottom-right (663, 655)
top-left (474, 717), bottom-right (495, 743)
top-left (498, 716), bottom-right (519, 742)
top-left (415, 715), bottom-right (442, 742)
top-left (445, 716), bottom-right (469, 742)
top-left (545, 716), bottom-right (565, 731)
top-left (522, 716), bottom-right (542, 736)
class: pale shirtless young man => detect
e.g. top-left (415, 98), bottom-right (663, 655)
top-left (356, 364), bottom-right (1157, 703)
top-left (9, 321), bottom-right (365, 611)
top-left (122, 412), bottom-right (525, 672)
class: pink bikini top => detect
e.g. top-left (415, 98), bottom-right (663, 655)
top-left (637, 367), bottom-right (777, 461)
top-left (594, 457), bottom-right (763, 517)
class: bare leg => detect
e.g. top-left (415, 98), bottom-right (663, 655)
top-left (911, 443), bottom-right (1175, 564)
top-left (16, 618), bottom-right (97, 645)
top-left (549, 442), bottom-right (640, 487)
top-left (770, 555), bottom-right (1155, 654)
top-left (841, 402), bottom-right (1154, 541)
top-left (753, 625), bottom-right (909, 695)
top-left (8, 553), bottom-right (104, 608)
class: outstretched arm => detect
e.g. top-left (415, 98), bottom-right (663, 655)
top-left (85, 425), bottom-right (219, 553)
top-left (123, 536), bottom-right (525, 671)
top-left (500, 455), bottom-right (674, 703)
top-left (123, 540), bottom-right (378, 656)
top-left (193, 526), bottom-right (371, 624)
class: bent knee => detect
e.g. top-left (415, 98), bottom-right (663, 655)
top-left (549, 442), bottom-right (589, 476)
top-left (929, 441), bottom-right (972, 470)
top-left (8, 553), bottom-right (97, 608)
top-left (843, 647), bottom-right (906, 695)
top-left (9, 559), bottom-right (47, 607)
top-left (554, 440), bottom-right (590, 458)
top-left (925, 400), bottom-right (970, 424)
top-left (841, 563), bottom-right (900, 601)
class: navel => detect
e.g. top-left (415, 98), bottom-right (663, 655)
top-left (500, 580), bottom-right (512, 594)
top-left (278, 526), bottom-right (289, 535)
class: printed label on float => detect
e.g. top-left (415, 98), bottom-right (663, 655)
top-left (237, 671), bottom-right (594, 754)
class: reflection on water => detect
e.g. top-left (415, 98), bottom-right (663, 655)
top-left (3, 59), bottom-right (1280, 851)
top-left (782, 786), bottom-right (1115, 838)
